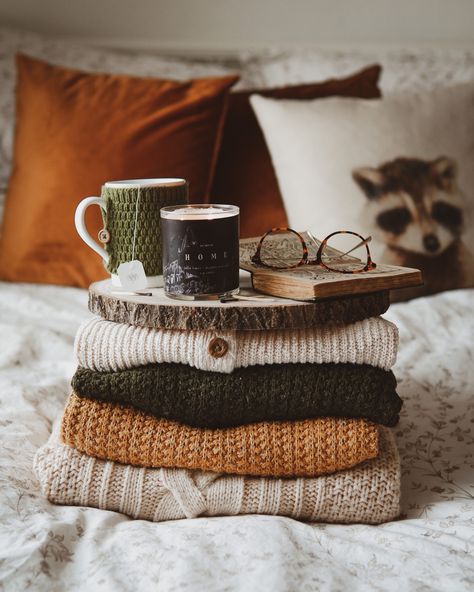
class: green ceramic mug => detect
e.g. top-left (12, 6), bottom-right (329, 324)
top-left (75, 178), bottom-right (188, 287)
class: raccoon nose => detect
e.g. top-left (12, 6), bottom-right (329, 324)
top-left (423, 233), bottom-right (440, 253)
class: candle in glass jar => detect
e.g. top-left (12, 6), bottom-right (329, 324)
top-left (160, 204), bottom-right (240, 300)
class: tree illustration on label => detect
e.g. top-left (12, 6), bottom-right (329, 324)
top-left (162, 217), bottom-right (239, 296)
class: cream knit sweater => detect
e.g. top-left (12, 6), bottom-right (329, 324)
top-left (34, 425), bottom-right (400, 524)
top-left (75, 316), bottom-right (398, 373)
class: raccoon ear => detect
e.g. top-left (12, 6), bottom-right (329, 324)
top-left (432, 157), bottom-right (457, 190)
top-left (352, 167), bottom-right (385, 200)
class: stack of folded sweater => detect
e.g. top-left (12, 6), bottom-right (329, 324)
top-left (35, 302), bottom-right (402, 524)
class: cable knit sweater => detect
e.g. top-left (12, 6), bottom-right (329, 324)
top-left (35, 424), bottom-right (400, 525)
top-left (75, 317), bottom-right (398, 373)
top-left (72, 362), bottom-right (401, 427)
top-left (61, 393), bottom-right (379, 478)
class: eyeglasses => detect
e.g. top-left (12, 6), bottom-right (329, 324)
top-left (251, 228), bottom-right (377, 274)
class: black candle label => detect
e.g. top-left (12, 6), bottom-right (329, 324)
top-left (162, 215), bottom-right (239, 296)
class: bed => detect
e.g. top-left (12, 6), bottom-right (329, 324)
top-left (1, 25), bottom-right (474, 590)
top-left (0, 278), bottom-right (473, 591)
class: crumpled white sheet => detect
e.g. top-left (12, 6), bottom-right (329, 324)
top-left (0, 281), bottom-right (473, 592)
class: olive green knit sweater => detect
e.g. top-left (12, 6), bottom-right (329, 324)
top-left (72, 362), bottom-right (401, 428)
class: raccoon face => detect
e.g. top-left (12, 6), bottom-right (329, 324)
top-left (352, 156), bottom-right (465, 257)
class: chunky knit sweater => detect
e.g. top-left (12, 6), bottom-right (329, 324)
top-left (35, 424), bottom-right (400, 524)
top-left (75, 316), bottom-right (399, 373)
top-left (71, 362), bottom-right (401, 427)
top-left (61, 393), bottom-right (379, 478)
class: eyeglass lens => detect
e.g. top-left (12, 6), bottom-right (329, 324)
top-left (320, 232), bottom-right (369, 272)
top-left (259, 229), bottom-right (305, 268)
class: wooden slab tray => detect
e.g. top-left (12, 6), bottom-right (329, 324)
top-left (89, 278), bottom-right (390, 331)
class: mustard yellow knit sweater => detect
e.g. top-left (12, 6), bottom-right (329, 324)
top-left (61, 393), bottom-right (379, 478)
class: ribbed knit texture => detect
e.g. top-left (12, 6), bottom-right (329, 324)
top-left (75, 316), bottom-right (399, 373)
top-left (101, 184), bottom-right (188, 275)
top-left (61, 393), bottom-right (379, 477)
top-left (35, 424), bottom-right (400, 524)
top-left (72, 362), bottom-right (401, 427)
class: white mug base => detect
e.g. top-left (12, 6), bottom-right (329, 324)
top-left (111, 274), bottom-right (164, 289)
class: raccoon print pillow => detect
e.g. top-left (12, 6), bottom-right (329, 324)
top-left (250, 83), bottom-right (474, 300)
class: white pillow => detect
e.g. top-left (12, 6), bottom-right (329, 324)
top-left (250, 85), bottom-right (474, 297)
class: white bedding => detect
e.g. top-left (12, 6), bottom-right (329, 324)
top-left (0, 281), bottom-right (473, 591)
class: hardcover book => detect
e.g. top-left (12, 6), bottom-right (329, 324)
top-left (239, 232), bottom-right (423, 300)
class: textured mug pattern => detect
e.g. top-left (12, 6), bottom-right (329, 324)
top-left (101, 184), bottom-right (188, 275)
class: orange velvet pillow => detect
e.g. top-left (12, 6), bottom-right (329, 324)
top-left (0, 54), bottom-right (238, 287)
top-left (211, 65), bottom-right (382, 237)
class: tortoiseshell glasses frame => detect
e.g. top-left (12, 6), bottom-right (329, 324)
top-left (251, 228), bottom-right (377, 274)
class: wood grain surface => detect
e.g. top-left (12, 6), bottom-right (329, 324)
top-left (88, 279), bottom-right (390, 331)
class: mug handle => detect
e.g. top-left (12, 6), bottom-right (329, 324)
top-left (74, 196), bottom-right (110, 263)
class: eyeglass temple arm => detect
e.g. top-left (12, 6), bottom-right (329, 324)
top-left (306, 230), bottom-right (320, 248)
top-left (305, 230), bottom-right (372, 260)
top-left (338, 236), bottom-right (372, 259)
